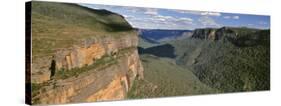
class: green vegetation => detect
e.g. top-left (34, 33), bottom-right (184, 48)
top-left (169, 38), bottom-right (204, 65)
top-left (127, 55), bottom-right (217, 99)
top-left (31, 83), bottom-right (41, 97)
top-left (30, 1), bottom-right (270, 100)
top-left (193, 39), bottom-right (269, 92)
top-left (133, 27), bottom-right (269, 98)
top-left (228, 27), bottom-right (259, 35)
top-left (31, 82), bottom-right (49, 97)
top-left (31, 1), bottom-right (136, 58)
top-left (31, 81), bottom-right (54, 104)
top-left (172, 29), bottom-right (270, 92)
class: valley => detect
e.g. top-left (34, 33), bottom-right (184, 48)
top-left (27, 1), bottom-right (270, 105)
top-left (129, 27), bottom-right (270, 98)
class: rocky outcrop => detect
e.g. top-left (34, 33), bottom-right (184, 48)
top-left (31, 35), bottom-right (144, 104)
top-left (55, 43), bottom-right (106, 70)
top-left (29, 2), bottom-right (144, 104)
top-left (191, 27), bottom-right (269, 47)
top-left (31, 35), bottom-right (139, 83)
top-left (192, 28), bottom-right (216, 40)
top-left (191, 27), bottom-right (237, 41)
top-left (54, 35), bottom-right (139, 71)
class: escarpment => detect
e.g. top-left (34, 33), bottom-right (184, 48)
top-left (191, 27), bottom-right (238, 41)
top-left (54, 36), bottom-right (139, 71)
top-left (29, 1), bottom-right (144, 104)
top-left (191, 27), bottom-right (269, 47)
top-left (192, 28), bottom-right (217, 40)
top-left (32, 46), bottom-right (143, 104)
top-left (31, 29), bottom-right (143, 104)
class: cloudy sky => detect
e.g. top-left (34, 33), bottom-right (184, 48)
top-left (80, 3), bottom-right (270, 30)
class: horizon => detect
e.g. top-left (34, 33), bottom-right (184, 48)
top-left (80, 3), bottom-right (270, 30)
top-left (135, 26), bottom-right (270, 30)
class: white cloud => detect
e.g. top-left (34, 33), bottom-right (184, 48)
top-left (127, 13), bottom-right (195, 29)
top-left (233, 16), bottom-right (239, 19)
top-left (177, 10), bottom-right (203, 15)
top-left (82, 4), bottom-right (228, 29)
top-left (144, 9), bottom-right (158, 15)
top-left (155, 15), bottom-right (173, 20)
top-left (223, 16), bottom-right (231, 19)
top-left (259, 21), bottom-right (268, 25)
top-left (121, 7), bottom-right (142, 13)
top-left (201, 12), bottom-right (221, 16)
top-left (150, 15), bottom-right (193, 24)
top-left (123, 15), bottom-right (134, 18)
top-left (172, 10), bottom-right (221, 17)
top-left (224, 15), bottom-right (239, 19)
top-left (198, 16), bottom-right (220, 27)
top-left (247, 24), bottom-right (254, 26)
top-left (179, 17), bottom-right (193, 21)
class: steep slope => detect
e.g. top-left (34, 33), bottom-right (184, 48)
top-left (29, 1), bottom-right (143, 104)
top-left (127, 55), bottom-right (216, 98)
top-left (173, 27), bottom-right (270, 92)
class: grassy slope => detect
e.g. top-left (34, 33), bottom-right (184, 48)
top-left (169, 38), bottom-right (205, 66)
top-left (31, 1), bottom-right (135, 58)
top-left (128, 54), bottom-right (217, 99)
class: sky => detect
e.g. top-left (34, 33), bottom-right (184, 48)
top-left (80, 3), bottom-right (270, 30)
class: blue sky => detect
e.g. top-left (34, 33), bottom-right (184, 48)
top-left (80, 3), bottom-right (270, 30)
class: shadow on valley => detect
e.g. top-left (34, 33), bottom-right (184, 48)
top-left (138, 44), bottom-right (176, 58)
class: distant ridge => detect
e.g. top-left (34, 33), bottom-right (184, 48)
top-left (138, 29), bottom-right (193, 42)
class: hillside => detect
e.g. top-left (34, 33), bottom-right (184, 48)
top-left (134, 26), bottom-right (270, 95)
top-left (172, 27), bottom-right (270, 92)
top-left (127, 54), bottom-right (217, 98)
top-left (28, 1), bottom-right (143, 104)
top-left (31, 1), bottom-right (135, 58)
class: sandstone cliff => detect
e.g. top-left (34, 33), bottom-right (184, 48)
top-left (28, 1), bottom-right (144, 104)
top-left (191, 27), bottom-right (267, 47)
top-left (191, 27), bottom-right (238, 41)
top-left (32, 47), bottom-right (143, 104)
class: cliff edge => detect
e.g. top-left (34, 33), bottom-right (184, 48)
top-left (28, 1), bottom-right (143, 104)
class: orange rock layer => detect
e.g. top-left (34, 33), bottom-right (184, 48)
top-left (31, 35), bottom-right (144, 104)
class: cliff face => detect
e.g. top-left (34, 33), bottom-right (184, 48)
top-left (54, 35), bottom-right (139, 70)
top-left (192, 28), bottom-right (216, 40)
top-left (191, 27), bottom-right (237, 41)
top-left (191, 27), bottom-right (268, 47)
top-left (32, 34), bottom-right (144, 104)
top-left (32, 45), bottom-right (143, 104)
top-left (30, 2), bottom-right (144, 104)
